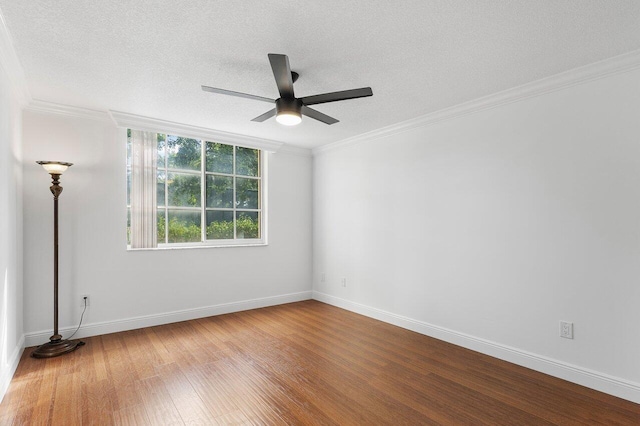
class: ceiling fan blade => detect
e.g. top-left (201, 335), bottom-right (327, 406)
top-left (251, 108), bottom-right (277, 122)
top-left (301, 106), bottom-right (339, 125)
top-left (268, 54), bottom-right (295, 99)
top-left (201, 85), bottom-right (274, 103)
top-left (299, 87), bottom-right (373, 106)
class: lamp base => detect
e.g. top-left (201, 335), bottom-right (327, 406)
top-left (31, 338), bottom-right (85, 359)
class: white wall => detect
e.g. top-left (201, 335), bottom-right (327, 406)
top-left (21, 111), bottom-right (312, 341)
top-left (0, 61), bottom-right (23, 400)
top-left (313, 67), bottom-right (640, 402)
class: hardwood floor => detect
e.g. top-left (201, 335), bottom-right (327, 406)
top-left (1, 300), bottom-right (638, 425)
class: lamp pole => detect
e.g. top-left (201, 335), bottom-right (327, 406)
top-left (32, 161), bottom-right (84, 358)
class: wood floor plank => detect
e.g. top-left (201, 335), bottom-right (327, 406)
top-left (183, 363), bottom-right (240, 418)
top-left (81, 379), bottom-right (116, 425)
top-left (90, 336), bottom-right (109, 382)
top-left (155, 362), bottom-right (217, 424)
top-left (212, 409), bottom-right (252, 425)
top-left (219, 355), bottom-right (337, 425)
top-left (136, 376), bottom-right (184, 425)
top-left (142, 327), bottom-right (174, 365)
top-left (1, 300), bottom-right (638, 425)
top-left (112, 403), bottom-right (150, 426)
top-left (50, 372), bottom-right (82, 425)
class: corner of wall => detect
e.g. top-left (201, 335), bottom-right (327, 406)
top-left (0, 336), bottom-right (24, 404)
top-left (0, 5), bottom-right (27, 402)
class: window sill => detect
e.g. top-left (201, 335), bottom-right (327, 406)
top-left (127, 242), bottom-right (268, 251)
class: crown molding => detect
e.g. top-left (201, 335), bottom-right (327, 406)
top-left (23, 100), bottom-right (298, 153)
top-left (27, 99), bottom-right (110, 120)
top-left (109, 110), bottom-right (284, 152)
top-left (275, 144), bottom-right (312, 158)
top-left (0, 7), bottom-right (30, 105)
top-left (313, 49), bottom-right (640, 156)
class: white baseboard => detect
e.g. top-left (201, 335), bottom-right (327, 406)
top-left (24, 291), bottom-right (312, 348)
top-left (0, 335), bottom-right (25, 404)
top-left (312, 291), bottom-right (640, 404)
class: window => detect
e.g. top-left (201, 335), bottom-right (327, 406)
top-left (127, 130), bottom-right (264, 248)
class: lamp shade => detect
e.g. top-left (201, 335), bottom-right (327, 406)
top-left (36, 161), bottom-right (73, 175)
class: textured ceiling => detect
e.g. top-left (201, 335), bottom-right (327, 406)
top-left (2, 1), bottom-right (640, 149)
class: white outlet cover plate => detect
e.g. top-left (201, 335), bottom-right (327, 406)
top-left (560, 321), bottom-right (573, 339)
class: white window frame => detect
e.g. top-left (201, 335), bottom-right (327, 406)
top-left (127, 130), bottom-right (268, 250)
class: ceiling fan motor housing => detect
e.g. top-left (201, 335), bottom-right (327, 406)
top-left (276, 97), bottom-right (303, 116)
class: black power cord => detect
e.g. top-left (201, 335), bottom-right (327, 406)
top-left (66, 296), bottom-right (88, 340)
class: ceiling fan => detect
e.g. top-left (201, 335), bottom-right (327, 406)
top-left (202, 53), bottom-right (373, 126)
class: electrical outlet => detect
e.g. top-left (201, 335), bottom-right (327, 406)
top-left (321, 273), bottom-right (326, 283)
top-left (560, 321), bottom-right (573, 339)
top-left (341, 277), bottom-right (347, 287)
top-left (81, 295), bottom-right (90, 307)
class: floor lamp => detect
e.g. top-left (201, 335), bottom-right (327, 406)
top-left (32, 161), bottom-right (84, 358)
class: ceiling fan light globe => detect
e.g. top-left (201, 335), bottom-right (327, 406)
top-left (276, 112), bottom-right (302, 126)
